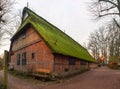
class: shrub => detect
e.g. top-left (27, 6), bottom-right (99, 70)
top-left (9, 70), bottom-right (31, 79)
top-left (0, 82), bottom-right (6, 89)
top-left (108, 56), bottom-right (119, 69)
top-left (108, 61), bottom-right (118, 69)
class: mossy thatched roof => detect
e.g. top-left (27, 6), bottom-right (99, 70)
top-left (11, 7), bottom-right (96, 63)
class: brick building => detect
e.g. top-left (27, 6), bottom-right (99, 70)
top-left (9, 7), bottom-right (97, 77)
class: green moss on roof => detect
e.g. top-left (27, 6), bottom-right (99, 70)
top-left (12, 7), bottom-right (96, 63)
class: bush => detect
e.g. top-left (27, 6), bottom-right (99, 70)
top-left (0, 82), bottom-right (6, 89)
top-left (108, 61), bottom-right (118, 69)
top-left (108, 56), bottom-right (120, 69)
top-left (9, 70), bottom-right (31, 79)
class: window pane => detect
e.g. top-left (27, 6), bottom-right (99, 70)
top-left (31, 53), bottom-right (35, 59)
top-left (17, 54), bottom-right (20, 65)
top-left (80, 60), bottom-right (86, 65)
top-left (22, 52), bottom-right (26, 65)
top-left (69, 57), bottom-right (75, 65)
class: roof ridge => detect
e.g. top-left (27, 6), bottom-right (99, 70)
top-left (23, 7), bottom-right (86, 50)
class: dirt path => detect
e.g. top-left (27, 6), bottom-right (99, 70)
top-left (0, 66), bottom-right (120, 89)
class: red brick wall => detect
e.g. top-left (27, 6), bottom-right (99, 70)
top-left (11, 27), bottom-right (40, 51)
top-left (89, 62), bottom-right (98, 68)
top-left (54, 54), bottom-right (68, 74)
top-left (10, 25), bottom-right (96, 75)
top-left (54, 54), bottom-right (84, 74)
top-left (10, 26), bottom-right (54, 73)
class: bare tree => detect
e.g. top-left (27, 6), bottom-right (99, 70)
top-left (90, 0), bottom-right (120, 26)
top-left (0, 0), bottom-right (14, 24)
top-left (0, 0), bottom-right (14, 44)
top-left (0, 29), bottom-right (4, 45)
top-left (107, 22), bottom-right (120, 57)
top-left (0, 0), bottom-right (21, 47)
top-left (88, 33), bottom-right (100, 60)
top-left (88, 21), bottom-right (120, 63)
top-left (5, 10), bottom-right (22, 37)
top-left (88, 28), bottom-right (108, 62)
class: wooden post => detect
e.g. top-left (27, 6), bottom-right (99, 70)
top-left (4, 50), bottom-right (9, 89)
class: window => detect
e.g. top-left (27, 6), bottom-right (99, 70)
top-left (21, 33), bottom-right (26, 39)
top-left (17, 54), bottom-right (20, 65)
top-left (80, 60), bottom-right (86, 65)
top-left (31, 53), bottom-right (35, 59)
top-left (69, 57), bottom-right (75, 65)
top-left (22, 52), bottom-right (26, 65)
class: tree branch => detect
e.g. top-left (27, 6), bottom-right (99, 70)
top-left (99, 0), bottom-right (118, 7)
top-left (113, 18), bottom-right (120, 28)
top-left (99, 12), bottom-right (119, 17)
top-left (100, 6), bottom-right (117, 12)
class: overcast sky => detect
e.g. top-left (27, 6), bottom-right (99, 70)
top-left (0, 0), bottom-right (103, 54)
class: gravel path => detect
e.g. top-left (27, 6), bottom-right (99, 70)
top-left (0, 66), bottom-right (120, 89)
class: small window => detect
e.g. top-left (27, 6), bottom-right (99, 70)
top-left (21, 33), bottom-right (26, 39)
top-left (69, 57), bottom-right (75, 65)
top-left (17, 54), bottom-right (20, 65)
top-left (22, 52), bottom-right (26, 65)
top-left (80, 60), bottom-right (86, 65)
top-left (31, 53), bottom-right (35, 59)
